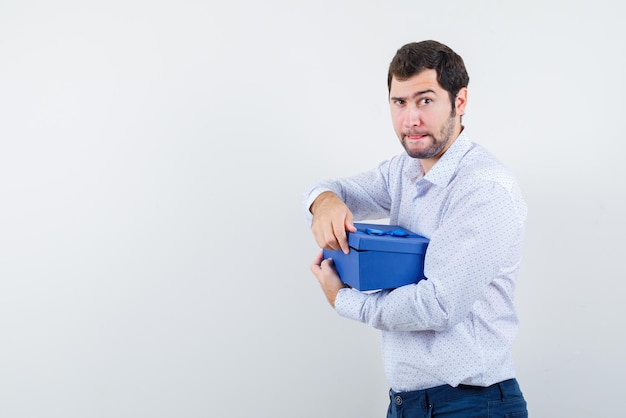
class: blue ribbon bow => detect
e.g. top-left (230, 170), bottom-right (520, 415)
top-left (360, 227), bottom-right (410, 237)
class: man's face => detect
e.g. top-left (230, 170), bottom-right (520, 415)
top-left (389, 69), bottom-right (466, 169)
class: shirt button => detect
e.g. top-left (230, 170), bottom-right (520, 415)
top-left (394, 395), bottom-right (402, 405)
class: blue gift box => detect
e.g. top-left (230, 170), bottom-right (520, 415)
top-left (322, 223), bottom-right (429, 291)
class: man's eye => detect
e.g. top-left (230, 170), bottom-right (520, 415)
top-left (393, 99), bottom-right (405, 106)
top-left (420, 98), bottom-right (432, 105)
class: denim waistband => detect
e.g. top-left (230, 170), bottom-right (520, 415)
top-left (390, 378), bottom-right (522, 406)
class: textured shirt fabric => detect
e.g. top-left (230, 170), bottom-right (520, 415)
top-left (304, 131), bottom-right (527, 392)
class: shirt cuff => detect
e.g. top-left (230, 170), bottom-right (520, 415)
top-left (303, 186), bottom-right (333, 226)
top-left (335, 287), bottom-right (369, 322)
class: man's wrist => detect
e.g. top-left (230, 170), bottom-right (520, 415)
top-left (329, 283), bottom-right (350, 308)
top-left (310, 191), bottom-right (331, 215)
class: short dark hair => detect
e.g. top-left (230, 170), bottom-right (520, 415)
top-left (387, 40), bottom-right (469, 110)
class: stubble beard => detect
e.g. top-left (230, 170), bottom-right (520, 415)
top-left (402, 113), bottom-right (457, 160)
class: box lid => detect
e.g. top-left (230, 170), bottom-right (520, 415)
top-left (348, 223), bottom-right (429, 254)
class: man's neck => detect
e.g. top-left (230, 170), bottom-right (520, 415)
top-left (420, 126), bottom-right (464, 175)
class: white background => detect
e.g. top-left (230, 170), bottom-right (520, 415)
top-left (1, 1), bottom-right (624, 417)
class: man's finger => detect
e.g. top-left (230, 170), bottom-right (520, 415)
top-left (345, 212), bottom-right (357, 233)
top-left (334, 219), bottom-right (351, 254)
top-left (312, 251), bottom-right (324, 266)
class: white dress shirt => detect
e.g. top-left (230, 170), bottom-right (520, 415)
top-left (304, 131), bottom-right (527, 392)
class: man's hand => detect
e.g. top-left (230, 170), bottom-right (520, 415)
top-left (310, 191), bottom-right (356, 254)
top-left (310, 252), bottom-right (348, 308)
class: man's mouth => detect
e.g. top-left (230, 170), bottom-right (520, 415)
top-left (405, 133), bottom-right (429, 140)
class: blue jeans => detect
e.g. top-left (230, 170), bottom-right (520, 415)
top-left (386, 378), bottom-right (527, 418)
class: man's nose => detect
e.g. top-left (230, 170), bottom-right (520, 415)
top-left (406, 105), bottom-right (421, 127)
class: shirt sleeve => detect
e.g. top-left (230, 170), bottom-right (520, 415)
top-left (335, 179), bottom-right (527, 332)
top-left (302, 159), bottom-right (397, 225)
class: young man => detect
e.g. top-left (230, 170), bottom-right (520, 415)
top-left (305, 40), bottom-right (528, 417)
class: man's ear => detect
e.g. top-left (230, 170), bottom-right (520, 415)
top-left (455, 87), bottom-right (468, 116)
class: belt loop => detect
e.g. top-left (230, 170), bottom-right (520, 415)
top-left (497, 382), bottom-right (506, 400)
